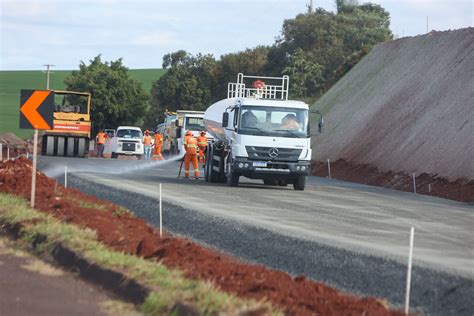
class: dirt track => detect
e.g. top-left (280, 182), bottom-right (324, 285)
top-left (311, 28), bottom-right (474, 182)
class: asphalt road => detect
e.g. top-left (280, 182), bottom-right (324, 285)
top-left (38, 156), bottom-right (474, 315)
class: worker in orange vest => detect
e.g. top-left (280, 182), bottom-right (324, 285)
top-left (196, 130), bottom-right (208, 164)
top-left (153, 131), bottom-right (164, 160)
top-left (95, 130), bottom-right (108, 158)
top-left (143, 130), bottom-right (152, 160)
top-left (183, 130), bottom-right (199, 179)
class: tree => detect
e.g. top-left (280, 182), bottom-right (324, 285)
top-left (149, 51), bottom-right (218, 124)
top-left (64, 55), bottom-right (149, 134)
top-left (283, 49), bottom-right (324, 98)
top-left (216, 46), bottom-right (270, 100)
top-left (269, 1), bottom-right (392, 98)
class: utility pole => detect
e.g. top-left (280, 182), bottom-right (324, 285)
top-left (42, 64), bottom-right (55, 90)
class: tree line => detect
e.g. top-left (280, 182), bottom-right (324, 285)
top-left (65, 0), bottom-right (392, 133)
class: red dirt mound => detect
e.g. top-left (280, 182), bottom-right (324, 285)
top-left (312, 159), bottom-right (474, 203)
top-left (0, 158), bottom-right (405, 315)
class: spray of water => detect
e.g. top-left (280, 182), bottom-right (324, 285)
top-left (40, 155), bottom-right (183, 178)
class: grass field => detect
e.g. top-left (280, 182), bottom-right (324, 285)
top-left (0, 69), bottom-right (165, 139)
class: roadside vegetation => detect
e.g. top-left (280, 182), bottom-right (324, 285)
top-left (0, 193), bottom-right (277, 315)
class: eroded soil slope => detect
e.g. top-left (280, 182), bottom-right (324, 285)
top-left (311, 28), bottom-right (474, 182)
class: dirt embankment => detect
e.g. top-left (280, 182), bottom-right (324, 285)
top-left (312, 159), bottom-right (474, 203)
top-left (311, 28), bottom-right (474, 188)
top-left (0, 157), bottom-right (405, 316)
top-left (0, 133), bottom-right (31, 158)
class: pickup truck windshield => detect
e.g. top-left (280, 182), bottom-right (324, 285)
top-left (185, 117), bottom-right (205, 131)
top-left (238, 106), bottom-right (309, 138)
top-left (116, 129), bottom-right (142, 139)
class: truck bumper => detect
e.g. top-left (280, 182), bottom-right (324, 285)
top-left (232, 157), bottom-right (310, 178)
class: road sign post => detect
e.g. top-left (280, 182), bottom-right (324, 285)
top-left (31, 130), bottom-right (38, 207)
top-left (19, 89), bottom-right (54, 208)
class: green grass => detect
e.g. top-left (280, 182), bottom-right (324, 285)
top-left (0, 69), bottom-right (165, 140)
top-left (0, 193), bottom-right (277, 315)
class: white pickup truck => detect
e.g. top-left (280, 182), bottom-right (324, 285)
top-left (109, 126), bottom-right (144, 159)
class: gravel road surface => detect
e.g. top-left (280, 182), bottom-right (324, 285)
top-left (38, 156), bottom-right (474, 315)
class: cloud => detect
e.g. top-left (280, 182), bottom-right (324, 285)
top-left (131, 31), bottom-right (180, 46)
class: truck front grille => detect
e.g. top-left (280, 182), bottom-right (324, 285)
top-left (245, 146), bottom-right (302, 162)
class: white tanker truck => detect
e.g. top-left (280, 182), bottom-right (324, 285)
top-left (203, 73), bottom-right (323, 190)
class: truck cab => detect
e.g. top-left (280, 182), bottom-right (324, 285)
top-left (204, 74), bottom-right (322, 190)
top-left (110, 126), bottom-right (144, 159)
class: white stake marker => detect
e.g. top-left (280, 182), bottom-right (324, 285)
top-left (159, 183), bottom-right (163, 238)
top-left (412, 173), bottom-right (416, 194)
top-left (7, 147), bottom-right (10, 160)
top-left (405, 227), bottom-right (415, 315)
top-left (428, 183), bottom-right (431, 193)
top-left (327, 158), bottom-right (331, 179)
top-left (64, 166), bottom-right (68, 188)
top-left (0, 143), bottom-right (2, 161)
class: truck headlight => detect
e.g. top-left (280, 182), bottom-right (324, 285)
top-left (118, 142), bottom-right (122, 147)
top-left (238, 163), bottom-right (244, 168)
top-left (244, 163), bottom-right (249, 168)
top-left (301, 166), bottom-right (306, 171)
top-left (296, 166), bottom-right (301, 171)
top-left (137, 144), bottom-right (141, 149)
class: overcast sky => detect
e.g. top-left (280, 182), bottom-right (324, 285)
top-left (1, 0), bottom-right (472, 70)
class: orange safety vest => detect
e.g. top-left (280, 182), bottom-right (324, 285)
top-left (96, 132), bottom-right (107, 145)
top-left (197, 135), bottom-right (207, 148)
top-left (154, 134), bottom-right (163, 146)
top-left (143, 135), bottom-right (152, 146)
top-left (185, 137), bottom-right (198, 155)
top-left (183, 135), bottom-right (193, 149)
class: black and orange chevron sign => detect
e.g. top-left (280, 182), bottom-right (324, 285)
top-left (19, 90), bottom-right (54, 130)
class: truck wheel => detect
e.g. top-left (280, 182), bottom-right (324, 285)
top-left (66, 137), bottom-right (75, 157)
top-left (293, 176), bottom-right (306, 191)
top-left (77, 138), bottom-right (86, 157)
top-left (57, 137), bottom-right (65, 156)
top-left (45, 136), bottom-right (55, 156)
top-left (204, 148), bottom-right (210, 182)
top-left (227, 172), bottom-right (239, 187)
top-left (208, 145), bottom-right (221, 183)
top-left (278, 180), bottom-right (288, 187)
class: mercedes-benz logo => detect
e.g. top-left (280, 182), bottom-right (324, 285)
top-left (269, 147), bottom-right (279, 158)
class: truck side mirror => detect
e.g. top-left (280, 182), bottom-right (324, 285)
top-left (176, 127), bottom-right (182, 139)
top-left (222, 112), bottom-right (229, 128)
top-left (175, 119), bottom-right (179, 127)
top-left (318, 117), bottom-right (324, 134)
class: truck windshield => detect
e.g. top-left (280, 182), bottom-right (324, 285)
top-left (116, 129), bottom-right (142, 139)
top-left (238, 106), bottom-right (309, 138)
top-left (185, 117), bottom-right (205, 131)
